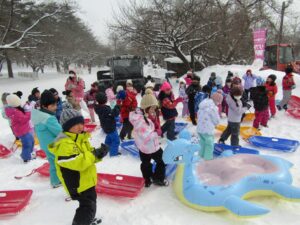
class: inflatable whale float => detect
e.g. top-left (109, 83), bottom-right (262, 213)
top-left (163, 132), bottom-right (300, 217)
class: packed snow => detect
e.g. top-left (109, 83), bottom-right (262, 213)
top-left (0, 63), bottom-right (300, 225)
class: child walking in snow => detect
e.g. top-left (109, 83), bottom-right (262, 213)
top-left (119, 80), bottom-right (138, 141)
top-left (84, 82), bottom-right (98, 123)
top-left (95, 92), bottom-right (121, 157)
top-left (265, 74), bottom-right (278, 118)
top-left (222, 78), bottom-right (232, 115)
top-left (250, 85), bottom-right (269, 129)
top-left (49, 109), bottom-right (108, 225)
top-left (31, 90), bottom-right (62, 188)
top-left (277, 66), bottom-right (296, 111)
top-left (158, 81), bottom-right (182, 140)
top-left (242, 69), bottom-right (257, 101)
top-left (178, 80), bottom-right (189, 118)
top-left (186, 75), bottom-right (201, 125)
top-left (219, 87), bottom-right (248, 146)
top-left (197, 92), bottom-right (223, 160)
top-left (5, 94), bottom-right (34, 162)
top-left (130, 89), bottom-right (167, 187)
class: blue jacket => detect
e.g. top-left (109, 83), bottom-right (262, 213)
top-left (56, 98), bottom-right (63, 121)
top-left (194, 92), bottom-right (209, 112)
top-left (31, 109), bottom-right (62, 152)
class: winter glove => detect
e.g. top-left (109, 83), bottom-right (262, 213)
top-left (175, 97), bottom-right (183, 103)
top-left (93, 144), bottom-right (109, 159)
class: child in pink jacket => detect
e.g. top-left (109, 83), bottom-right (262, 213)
top-left (129, 89), bottom-right (167, 188)
top-left (5, 94), bottom-right (34, 162)
top-left (65, 70), bottom-right (85, 101)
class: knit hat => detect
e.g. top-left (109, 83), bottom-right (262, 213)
top-left (211, 72), bottom-right (216, 77)
top-left (1, 93), bottom-right (10, 103)
top-left (268, 74), bottom-right (277, 82)
top-left (211, 92), bottom-right (223, 105)
top-left (116, 85), bottom-right (124, 93)
top-left (6, 94), bottom-right (22, 107)
top-left (145, 81), bottom-right (155, 89)
top-left (96, 92), bottom-right (107, 105)
top-left (160, 81), bottom-right (172, 91)
top-left (140, 89), bottom-right (158, 110)
top-left (230, 86), bottom-right (243, 96)
top-left (40, 90), bottom-right (56, 107)
top-left (126, 79), bottom-right (133, 86)
top-left (49, 88), bottom-right (58, 96)
top-left (31, 87), bottom-right (40, 96)
top-left (60, 109), bottom-right (84, 132)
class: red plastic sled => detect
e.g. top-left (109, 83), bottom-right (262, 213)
top-left (84, 118), bottom-right (91, 124)
top-left (36, 150), bottom-right (47, 159)
top-left (35, 163), bottom-right (50, 177)
top-left (0, 144), bottom-right (12, 158)
top-left (96, 173), bottom-right (145, 198)
top-left (0, 190), bottom-right (33, 215)
top-left (289, 95), bottom-right (300, 108)
top-left (84, 124), bottom-right (97, 133)
top-left (287, 108), bottom-right (300, 119)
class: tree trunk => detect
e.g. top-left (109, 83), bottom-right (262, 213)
top-left (55, 61), bottom-right (61, 73)
top-left (190, 50), bottom-right (195, 71)
top-left (4, 50), bottom-right (13, 78)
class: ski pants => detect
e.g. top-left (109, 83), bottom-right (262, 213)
top-left (19, 132), bottom-right (34, 161)
top-left (188, 100), bottom-right (196, 124)
top-left (253, 109), bottom-right (269, 128)
top-left (279, 90), bottom-right (292, 108)
top-left (161, 119), bottom-right (176, 140)
top-left (220, 122), bottom-right (240, 146)
top-left (72, 187), bottom-right (97, 225)
top-left (139, 149), bottom-right (166, 183)
top-left (105, 130), bottom-right (120, 157)
top-left (44, 149), bottom-right (61, 186)
top-left (269, 97), bottom-right (276, 116)
top-left (119, 118), bottom-right (133, 140)
top-left (198, 133), bottom-right (214, 161)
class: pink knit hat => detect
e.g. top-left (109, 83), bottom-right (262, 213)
top-left (160, 81), bottom-right (172, 92)
top-left (211, 92), bottom-right (223, 105)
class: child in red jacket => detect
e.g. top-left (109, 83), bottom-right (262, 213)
top-left (277, 66), bottom-right (296, 111)
top-left (265, 74), bottom-right (278, 117)
top-left (119, 80), bottom-right (138, 141)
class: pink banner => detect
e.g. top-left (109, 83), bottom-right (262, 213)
top-left (253, 29), bottom-right (267, 60)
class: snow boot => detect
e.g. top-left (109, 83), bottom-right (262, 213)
top-left (145, 179), bottom-right (152, 188)
top-left (153, 179), bottom-right (169, 187)
top-left (90, 218), bottom-right (102, 225)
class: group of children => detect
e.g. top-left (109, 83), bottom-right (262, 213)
top-left (0, 66), bottom-right (296, 225)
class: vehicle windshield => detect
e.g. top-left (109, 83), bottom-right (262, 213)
top-left (113, 58), bottom-right (142, 78)
top-left (279, 46), bottom-right (294, 64)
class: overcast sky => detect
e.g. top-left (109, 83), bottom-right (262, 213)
top-left (76, 0), bottom-right (300, 44)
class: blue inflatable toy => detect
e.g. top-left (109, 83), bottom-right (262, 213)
top-left (248, 136), bottom-right (299, 152)
top-left (163, 132), bottom-right (300, 217)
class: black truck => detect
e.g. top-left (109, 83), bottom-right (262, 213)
top-left (97, 55), bottom-right (145, 92)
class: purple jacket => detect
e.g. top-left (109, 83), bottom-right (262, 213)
top-left (243, 74), bottom-right (257, 90)
top-left (5, 107), bottom-right (31, 137)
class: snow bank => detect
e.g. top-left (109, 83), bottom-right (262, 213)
top-left (0, 64), bottom-right (300, 225)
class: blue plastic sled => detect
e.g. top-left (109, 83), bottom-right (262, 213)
top-left (214, 143), bottom-right (259, 156)
top-left (120, 140), bottom-right (177, 177)
top-left (248, 136), bottom-right (300, 152)
top-left (175, 122), bottom-right (188, 133)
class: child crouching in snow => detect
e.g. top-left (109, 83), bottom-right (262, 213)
top-left (129, 89), bottom-right (167, 187)
top-left (95, 92), bottom-right (121, 157)
top-left (197, 92), bottom-right (222, 160)
top-left (250, 85), bottom-right (270, 129)
top-left (49, 109), bottom-right (109, 225)
top-left (5, 94), bottom-right (34, 162)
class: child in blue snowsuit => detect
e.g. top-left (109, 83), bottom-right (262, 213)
top-left (95, 92), bottom-right (121, 156)
top-left (31, 90), bottom-right (62, 188)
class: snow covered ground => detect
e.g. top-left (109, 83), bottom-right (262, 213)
top-left (1, 63), bottom-right (300, 225)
